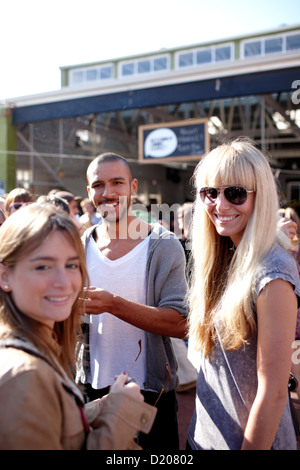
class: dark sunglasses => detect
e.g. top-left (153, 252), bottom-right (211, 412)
top-left (8, 202), bottom-right (32, 212)
top-left (199, 185), bottom-right (254, 206)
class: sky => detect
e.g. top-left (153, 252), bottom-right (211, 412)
top-left (1, 0), bottom-right (300, 101)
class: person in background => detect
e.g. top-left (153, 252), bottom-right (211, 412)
top-left (77, 152), bottom-right (188, 450)
top-left (54, 191), bottom-right (81, 218)
top-left (176, 202), bottom-right (193, 272)
top-left (4, 188), bottom-right (34, 217)
top-left (278, 207), bottom-right (300, 256)
top-left (0, 196), bottom-right (5, 213)
top-left (0, 203), bottom-right (156, 450)
top-left (0, 209), bottom-right (5, 227)
top-left (80, 198), bottom-right (102, 228)
top-left (54, 191), bottom-right (86, 235)
top-left (172, 202), bottom-right (197, 393)
top-left (37, 194), bottom-right (70, 215)
top-left (187, 138), bottom-right (300, 450)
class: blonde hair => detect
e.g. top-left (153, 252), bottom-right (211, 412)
top-left (0, 203), bottom-right (89, 377)
top-left (188, 138), bottom-right (279, 355)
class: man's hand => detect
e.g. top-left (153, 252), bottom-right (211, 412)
top-left (83, 286), bottom-right (115, 314)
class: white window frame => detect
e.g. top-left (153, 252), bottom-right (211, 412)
top-left (175, 42), bottom-right (234, 69)
top-left (69, 63), bottom-right (114, 86)
top-left (16, 169), bottom-right (32, 190)
top-left (118, 53), bottom-right (170, 79)
top-left (240, 30), bottom-right (300, 59)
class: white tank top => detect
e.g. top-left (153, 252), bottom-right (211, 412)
top-left (86, 235), bottom-right (150, 389)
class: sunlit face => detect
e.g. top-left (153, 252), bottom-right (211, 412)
top-left (87, 160), bottom-right (137, 224)
top-left (2, 231), bottom-right (82, 329)
top-left (202, 186), bottom-right (256, 246)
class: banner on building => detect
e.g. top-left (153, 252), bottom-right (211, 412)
top-left (138, 118), bottom-right (209, 163)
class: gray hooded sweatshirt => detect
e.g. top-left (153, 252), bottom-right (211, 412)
top-left (77, 223), bottom-right (188, 393)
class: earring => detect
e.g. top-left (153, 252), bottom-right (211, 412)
top-left (3, 284), bottom-right (9, 291)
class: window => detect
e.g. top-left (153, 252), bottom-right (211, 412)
top-left (86, 69), bottom-right (97, 81)
top-left (178, 52), bottom-right (193, 67)
top-left (241, 30), bottom-right (300, 59)
top-left (196, 49), bottom-right (212, 64)
top-left (215, 45), bottom-right (231, 61)
top-left (176, 43), bottom-right (233, 69)
top-left (154, 56), bottom-right (168, 71)
top-left (72, 70), bottom-right (84, 84)
top-left (121, 63), bottom-right (135, 76)
top-left (138, 60), bottom-right (151, 74)
top-left (265, 37), bottom-right (282, 54)
top-left (286, 33), bottom-right (300, 51)
top-left (70, 64), bottom-right (113, 86)
top-left (100, 66), bottom-right (113, 80)
top-left (120, 54), bottom-right (169, 78)
top-left (244, 40), bottom-right (261, 57)
top-left (17, 169), bottom-right (31, 190)
top-left (287, 182), bottom-right (300, 205)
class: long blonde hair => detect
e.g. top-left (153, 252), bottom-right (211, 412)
top-left (0, 203), bottom-right (89, 377)
top-left (188, 138), bottom-right (279, 355)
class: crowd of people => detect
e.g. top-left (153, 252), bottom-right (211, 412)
top-left (0, 138), bottom-right (300, 450)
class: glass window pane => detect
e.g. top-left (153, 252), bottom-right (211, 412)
top-left (244, 41), bottom-right (261, 57)
top-left (291, 184), bottom-right (300, 203)
top-left (138, 60), bottom-right (151, 74)
top-left (122, 63), bottom-right (134, 76)
top-left (215, 46), bottom-right (231, 61)
top-left (178, 52), bottom-right (193, 67)
top-left (286, 33), bottom-right (300, 50)
top-left (154, 57), bottom-right (167, 71)
top-left (86, 69), bottom-right (97, 81)
top-left (265, 37), bottom-right (283, 54)
top-left (72, 70), bottom-right (84, 84)
top-left (100, 66), bottom-right (113, 80)
top-left (196, 49), bottom-right (212, 64)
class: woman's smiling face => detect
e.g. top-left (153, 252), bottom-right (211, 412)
top-left (203, 186), bottom-right (256, 246)
top-left (2, 231), bottom-right (82, 329)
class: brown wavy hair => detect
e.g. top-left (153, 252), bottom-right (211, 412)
top-left (0, 203), bottom-right (89, 377)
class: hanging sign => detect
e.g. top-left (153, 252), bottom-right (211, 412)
top-left (138, 118), bottom-right (209, 163)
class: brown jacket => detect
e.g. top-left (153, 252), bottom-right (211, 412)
top-left (0, 337), bottom-right (156, 450)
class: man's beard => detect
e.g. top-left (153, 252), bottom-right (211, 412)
top-left (97, 196), bottom-right (128, 223)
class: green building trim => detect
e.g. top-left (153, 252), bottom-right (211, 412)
top-left (0, 108), bottom-right (17, 193)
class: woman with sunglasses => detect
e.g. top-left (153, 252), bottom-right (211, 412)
top-left (0, 203), bottom-right (156, 449)
top-left (187, 138), bottom-right (300, 450)
top-left (4, 187), bottom-right (34, 217)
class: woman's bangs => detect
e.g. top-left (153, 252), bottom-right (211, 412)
top-left (197, 146), bottom-right (256, 190)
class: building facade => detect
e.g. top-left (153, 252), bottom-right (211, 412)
top-left (0, 24), bottom-right (300, 210)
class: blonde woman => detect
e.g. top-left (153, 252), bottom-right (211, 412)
top-left (187, 138), bottom-right (300, 450)
top-left (0, 204), bottom-right (155, 450)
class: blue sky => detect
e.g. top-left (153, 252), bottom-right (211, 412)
top-left (1, 0), bottom-right (299, 100)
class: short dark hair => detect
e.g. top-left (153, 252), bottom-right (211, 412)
top-left (87, 152), bottom-right (133, 181)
